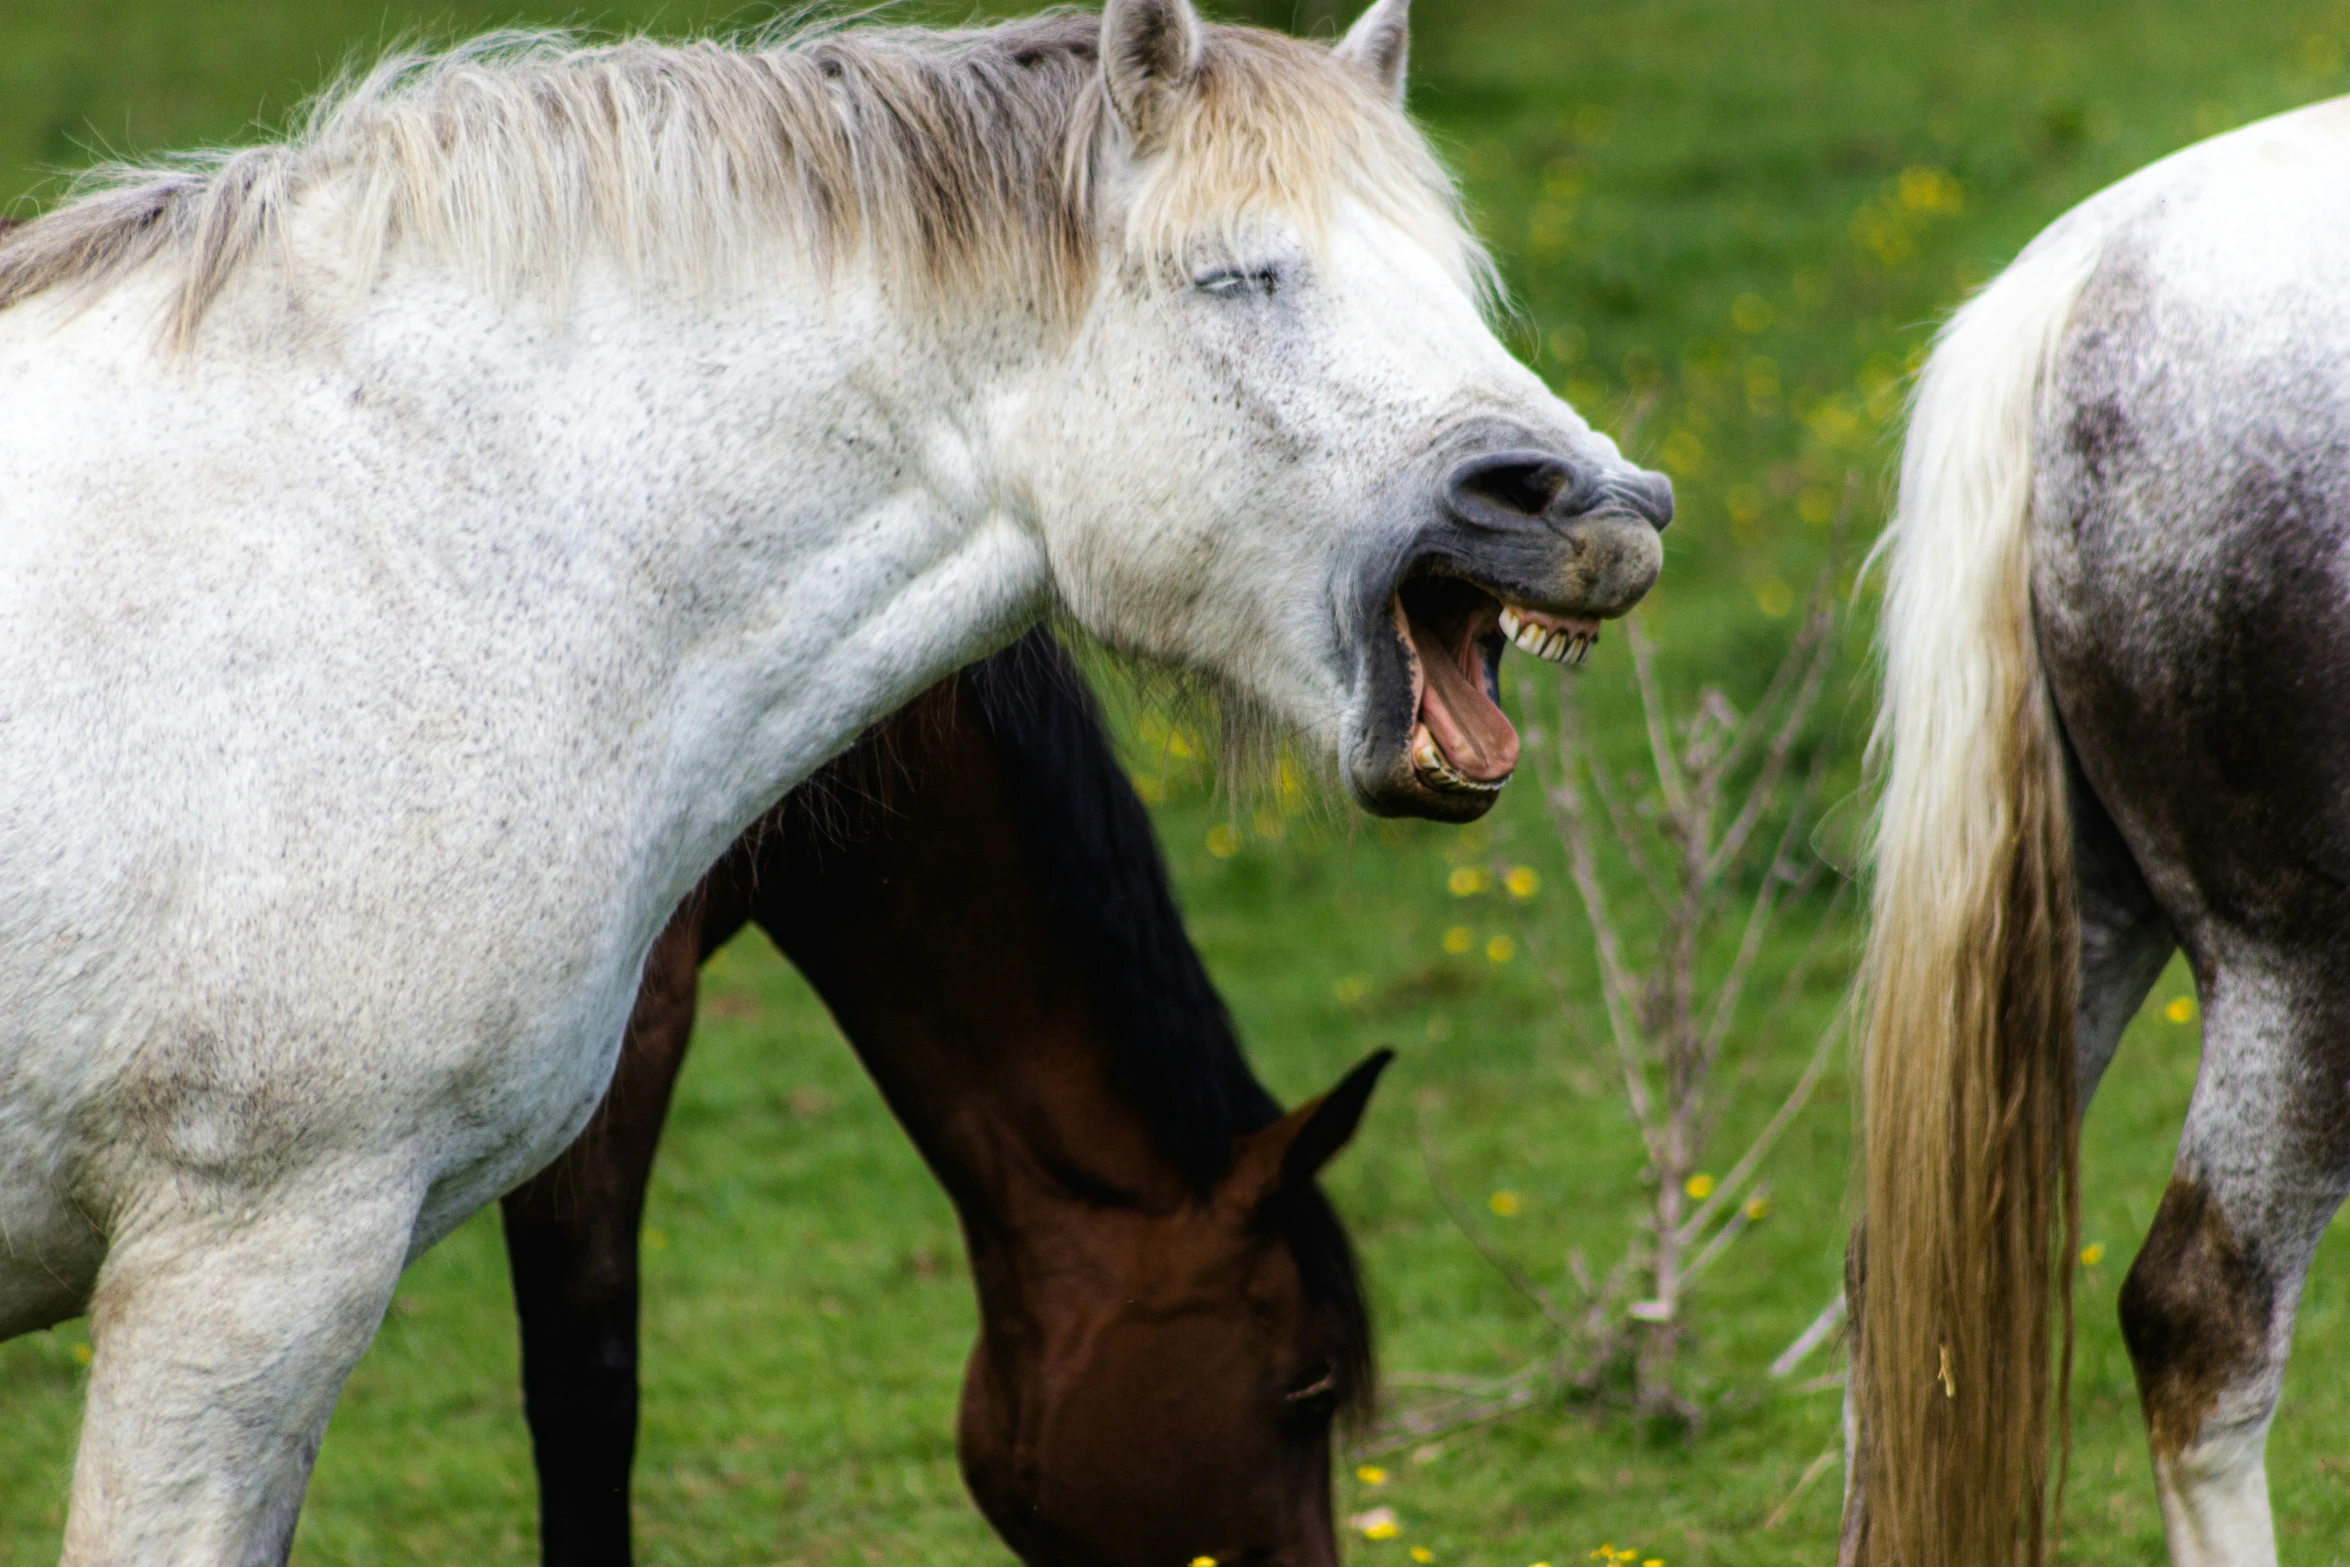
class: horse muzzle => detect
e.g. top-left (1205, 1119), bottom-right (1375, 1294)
top-left (1347, 441), bottom-right (1671, 821)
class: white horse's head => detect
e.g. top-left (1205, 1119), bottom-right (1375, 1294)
top-left (1029, 0), bottom-right (1668, 821)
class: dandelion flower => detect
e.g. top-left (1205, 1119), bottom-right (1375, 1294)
top-left (1442, 925), bottom-right (1473, 954)
top-left (1206, 824), bottom-right (1240, 858)
top-left (2080, 1243), bottom-right (2106, 1267)
top-left (1350, 1506), bottom-right (1401, 1540)
top-left (1191, 1557), bottom-right (1216, 1566)
top-left (1486, 934), bottom-right (1516, 963)
top-left (1448, 866), bottom-right (1489, 897)
top-left (1684, 1172), bottom-right (1716, 1200)
top-left (2165, 996), bottom-right (2197, 1024)
top-left (1645, 1560), bottom-right (1664, 1567)
top-left (1505, 865), bottom-right (1540, 899)
top-left (1489, 1190), bottom-right (1522, 1218)
top-left (1410, 1550), bottom-right (1435, 1564)
top-left (1743, 1195), bottom-right (1770, 1221)
top-left (1357, 1465), bottom-right (1388, 1485)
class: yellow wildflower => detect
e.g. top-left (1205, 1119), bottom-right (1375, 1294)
top-left (1504, 865), bottom-right (1541, 899)
top-left (2080, 1243), bottom-right (2107, 1267)
top-left (1442, 925), bottom-right (1473, 954)
top-left (1351, 1506), bottom-right (1401, 1540)
top-left (1357, 1465), bottom-right (1388, 1486)
top-left (1485, 934), bottom-right (1516, 963)
top-left (1743, 1195), bottom-right (1770, 1221)
top-left (71, 1341), bottom-right (92, 1366)
top-left (1489, 1190), bottom-right (1522, 1218)
top-left (1205, 824), bottom-right (1240, 858)
top-left (1684, 1172), bottom-right (1716, 1200)
top-left (1448, 866), bottom-right (1489, 897)
top-left (1410, 1551), bottom-right (1435, 1564)
top-left (1191, 1558), bottom-right (1216, 1567)
top-left (2165, 996), bottom-right (2197, 1024)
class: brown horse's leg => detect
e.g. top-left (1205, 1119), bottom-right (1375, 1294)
top-left (500, 902), bottom-right (708, 1567)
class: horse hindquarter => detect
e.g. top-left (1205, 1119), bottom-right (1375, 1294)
top-left (2028, 107), bottom-right (2350, 1564)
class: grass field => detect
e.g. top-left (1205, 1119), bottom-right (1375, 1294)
top-left (9, 0), bottom-right (2350, 1562)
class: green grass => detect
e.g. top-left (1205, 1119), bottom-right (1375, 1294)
top-left (10, 0), bottom-right (2350, 1562)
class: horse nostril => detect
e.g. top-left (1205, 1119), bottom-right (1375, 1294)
top-left (1631, 471), bottom-right (1675, 531)
top-left (1445, 450), bottom-right (1579, 525)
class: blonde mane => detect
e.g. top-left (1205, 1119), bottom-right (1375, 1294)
top-left (0, 12), bottom-right (1490, 346)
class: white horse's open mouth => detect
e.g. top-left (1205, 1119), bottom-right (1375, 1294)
top-left (1389, 573), bottom-right (1599, 799)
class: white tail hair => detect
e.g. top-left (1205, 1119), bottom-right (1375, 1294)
top-left (1852, 217), bottom-right (2107, 1567)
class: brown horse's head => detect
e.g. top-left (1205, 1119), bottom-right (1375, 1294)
top-left (954, 1050), bottom-right (1389, 1567)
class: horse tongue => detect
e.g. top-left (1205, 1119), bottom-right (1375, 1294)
top-left (1413, 624), bottom-right (1520, 782)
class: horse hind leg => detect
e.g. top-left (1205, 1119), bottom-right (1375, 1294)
top-left (2066, 726), bottom-right (2177, 1107)
top-left (2117, 961), bottom-right (2350, 1567)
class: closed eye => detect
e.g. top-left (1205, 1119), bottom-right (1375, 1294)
top-left (1283, 1367), bottom-right (1337, 1404)
top-left (1194, 265), bottom-right (1280, 299)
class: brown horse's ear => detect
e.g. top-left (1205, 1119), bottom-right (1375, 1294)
top-left (1229, 1048), bottom-right (1395, 1208)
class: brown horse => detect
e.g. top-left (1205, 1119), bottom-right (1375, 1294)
top-left (500, 630), bottom-right (1386, 1567)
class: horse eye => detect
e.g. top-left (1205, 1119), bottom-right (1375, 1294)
top-left (1283, 1366), bottom-right (1337, 1405)
top-left (1194, 266), bottom-right (1279, 299)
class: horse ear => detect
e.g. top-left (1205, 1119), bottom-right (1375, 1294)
top-left (1229, 1049), bottom-right (1395, 1208)
top-left (1334, 0), bottom-right (1410, 107)
top-left (1101, 0), bottom-right (1204, 146)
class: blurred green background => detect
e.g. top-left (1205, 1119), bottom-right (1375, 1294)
top-left (8, 0), bottom-right (2350, 1562)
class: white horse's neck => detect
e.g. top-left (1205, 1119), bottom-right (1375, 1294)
top-left (4, 250), bottom-right (1055, 942)
top-left (358, 261), bottom-right (1060, 911)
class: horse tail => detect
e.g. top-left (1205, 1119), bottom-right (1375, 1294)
top-left (1853, 219), bottom-right (2106, 1567)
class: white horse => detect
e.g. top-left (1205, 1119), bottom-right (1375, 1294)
top-left (1850, 98), bottom-right (2350, 1567)
top-left (0, 0), bottom-right (1666, 1558)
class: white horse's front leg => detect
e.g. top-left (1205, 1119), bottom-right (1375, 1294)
top-left (63, 1166), bottom-right (423, 1566)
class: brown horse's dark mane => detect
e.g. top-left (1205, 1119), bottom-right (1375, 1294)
top-left (926, 630), bottom-right (1377, 1417)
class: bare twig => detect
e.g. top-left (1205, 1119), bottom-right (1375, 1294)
top-left (1677, 999), bottom-right (1849, 1248)
top-left (1764, 1445), bottom-right (1843, 1529)
top-left (1771, 1291), bottom-right (1850, 1378)
top-left (1415, 1101), bottom-right (1582, 1341)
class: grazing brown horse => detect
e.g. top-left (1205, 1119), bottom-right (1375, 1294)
top-left (500, 631), bottom-right (1386, 1567)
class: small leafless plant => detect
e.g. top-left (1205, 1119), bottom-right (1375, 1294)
top-left (1364, 507), bottom-right (1856, 1452)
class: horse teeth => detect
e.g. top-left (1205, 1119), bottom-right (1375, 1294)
top-left (1499, 605), bottom-right (1572, 664)
top-left (1410, 727), bottom-right (1509, 795)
